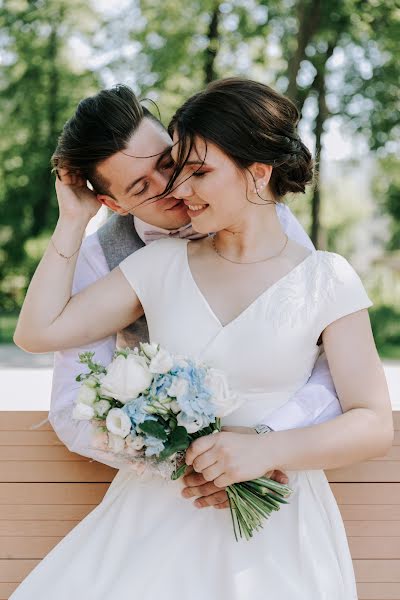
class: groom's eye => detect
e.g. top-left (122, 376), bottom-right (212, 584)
top-left (161, 160), bottom-right (174, 170)
top-left (136, 182), bottom-right (150, 195)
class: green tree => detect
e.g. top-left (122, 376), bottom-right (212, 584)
top-left (0, 0), bottom-right (101, 312)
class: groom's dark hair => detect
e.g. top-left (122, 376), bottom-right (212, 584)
top-left (51, 85), bottom-right (163, 195)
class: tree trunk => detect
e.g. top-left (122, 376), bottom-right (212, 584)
top-left (31, 18), bottom-right (60, 236)
top-left (287, 0), bottom-right (322, 112)
top-left (310, 41), bottom-right (336, 247)
top-left (204, 2), bottom-right (221, 84)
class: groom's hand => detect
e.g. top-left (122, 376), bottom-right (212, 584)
top-left (181, 466), bottom-right (289, 510)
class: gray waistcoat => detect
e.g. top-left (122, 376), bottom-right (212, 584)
top-left (97, 213), bottom-right (150, 348)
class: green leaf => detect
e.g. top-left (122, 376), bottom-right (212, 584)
top-left (139, 420), bottom-right (168, 441)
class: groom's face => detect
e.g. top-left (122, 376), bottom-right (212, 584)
top-left (95, 118), bottom-right (190, 230)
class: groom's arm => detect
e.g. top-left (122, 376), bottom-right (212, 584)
top-left (48, 233), bottom-right (130, 470)
top-left (265, 204), bottom-right (342, 431)
top-left (261, 352), bottom-right (342, 432)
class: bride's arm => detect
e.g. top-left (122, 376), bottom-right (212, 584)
top-left (261, 309), bottom-right (394, 472)
top-left (186, 309), bottom-right (394, 487)
top-left (14, 177), bottom-right (143, 353)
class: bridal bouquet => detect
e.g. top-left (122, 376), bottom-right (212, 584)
top-left (73, 344), bottom-right (292, 540)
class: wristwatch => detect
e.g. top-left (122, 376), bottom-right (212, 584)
top-left (254, 424), bottom-right (274, 435)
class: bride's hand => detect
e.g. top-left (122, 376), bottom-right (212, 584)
top-left (185, 430), bottom-right (274, 488)
top-left (55, 168), bottom-right (102, 223)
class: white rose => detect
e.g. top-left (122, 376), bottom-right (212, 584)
top-left (108, 432), bottom-right (126, 453)
top-left (76, 384), bottom-right (97, 406)
top-left (100, 354), bottom-right (153, 403)
top-left (94, 399), bottom-right (111, 418)
top-left (149, 348), bottom-right (174, 374)
top-left (204, 368), bottom-right (242, 417)
top-left (106, 408), bottom-right (132, 437)
top-left (140, 343), bottom-right (159, 359)
top-left (72, 403), bottom-right (95, 421)
top-left (177, 411), bottom-right (209, 434)
top-left (167, 377), bottom-right (189, 399)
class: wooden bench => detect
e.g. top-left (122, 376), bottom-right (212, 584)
top-left (1, 411), bottom-right (399, 600)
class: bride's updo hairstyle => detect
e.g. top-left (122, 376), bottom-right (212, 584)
top-left (167, 77), bottom-right (314, 201)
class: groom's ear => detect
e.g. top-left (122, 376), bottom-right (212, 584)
top-left (96, 194), bottom-right (124, 214)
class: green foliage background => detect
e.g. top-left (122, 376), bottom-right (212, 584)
top-left (0, 0), bottom-right (399, 356)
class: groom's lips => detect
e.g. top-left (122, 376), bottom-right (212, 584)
top-left (163, 198), bottom-right (185, 211)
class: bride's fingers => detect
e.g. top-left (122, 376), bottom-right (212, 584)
top-left (192, 447), bottom-right (218, 473)
top-left (185, 434), bottom-right (217, 466)
top-left (201, 462), bottom-right (224, 483)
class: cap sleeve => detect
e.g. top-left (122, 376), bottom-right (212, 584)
top-left (317, 252), bottom-right (373, 333)
top-left (118, 238), bottom-right (185, 309)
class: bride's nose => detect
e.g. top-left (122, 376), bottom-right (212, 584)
top-left (174, 176), bottom-right (194, 199)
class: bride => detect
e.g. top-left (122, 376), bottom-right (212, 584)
top-left (12, 78), bottom-right (393, 599)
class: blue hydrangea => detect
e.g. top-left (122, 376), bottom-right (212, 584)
top-left (123, 395), bottom-right (155, 427)
top-left (171, 361), bottom-right (216, 426)
top-left (144, 436), bottom-right (165, 457)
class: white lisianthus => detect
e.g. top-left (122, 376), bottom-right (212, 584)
top-left (94, 399), bottom-right (111, 418)
top-left (84, 375), bottom-right (99, 389)
top-left (77, 384), bottom-right (97, 406)
top-left (73, 403), bottom-right (95, 421)
top-left (167, 377), bottom-right (189, 399)
top-left (106, 408), bottom-right (132, 437)
top-left (170, 400), bottom-right (181, 414)
top-left (204, 368), bottom-right (242, 417)
top-left (100, 354), bottom-right (153, 403)
top-left (149, 348), bottom-right (174, 374)
top-left (177, 411), bottom-right (209, 434)
top-left (140, 343), bottom-right (159, 359)
top-left (108, 432), bottom-right (126, 453)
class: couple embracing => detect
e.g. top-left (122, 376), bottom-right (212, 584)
top-left (11, 78), bottom-right (393, 599)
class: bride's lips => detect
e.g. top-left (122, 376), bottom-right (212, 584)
top-left (184, 202), bottom-right (209, 218)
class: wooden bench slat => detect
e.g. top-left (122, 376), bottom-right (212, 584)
top-left (0, 461), bottom-right (115, 482)
top-left (0, 520), bottom-right (80, 536)
top-left (0, 537), bottom-right (62, 559)
top-left (0, 559), bottom-right (39, 582)
top-left (345, 521), bottom-right (400, 536)
top-left (0, 483), bottom-right (109, 504)
top-left (331, 483), bottom-right (400, 504)
top-left (354, 560), bottom-right (400, 582)
top-left (0, 446), bottom-right (87, 461)
top-left (339, 505), bottom-right (400, 520)
top-left (349, 537), bottom-right (400, 559)
top-left (0, 412), bottom-right (52, 431)
top-left (326, 461), bottom-right (400, 482)
top-left (0, 581), bottom-right (16, 599)
top-left (0, 504), bottom-right (96, 521)
top-left (357, 581), bottom-right (400, 599)
top-left (0, 431), bottom-right (63, 446)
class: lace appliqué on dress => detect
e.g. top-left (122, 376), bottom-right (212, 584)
top-left (264, 252), bottom-right (344, 330)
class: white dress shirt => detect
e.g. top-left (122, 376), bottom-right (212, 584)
top-left (49, 204), bottom-right (342, 469)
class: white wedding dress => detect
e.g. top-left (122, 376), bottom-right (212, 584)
top-left (11, 238), bottom-right (372, 600)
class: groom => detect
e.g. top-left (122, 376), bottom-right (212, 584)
top-left (50, 84), bottom-right (341, 510)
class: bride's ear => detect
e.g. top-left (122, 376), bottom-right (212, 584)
top-left (250, 163), bottom-right (273, 193)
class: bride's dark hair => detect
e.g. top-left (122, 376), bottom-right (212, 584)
top-left (166, 77), bottom-right (314, 201)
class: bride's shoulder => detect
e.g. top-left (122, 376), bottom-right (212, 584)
top-left (314, 250), bottom-right (358, 278)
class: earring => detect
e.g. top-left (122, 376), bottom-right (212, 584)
top-left (255, 180), bottom-right (266, 194)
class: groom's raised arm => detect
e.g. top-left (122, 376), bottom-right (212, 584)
top-left (266, 204), bottom-right (342, 432)
top-left (48, 233), bottom-right (130, 470)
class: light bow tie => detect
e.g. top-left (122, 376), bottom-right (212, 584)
top-left (143, 224), bottom-right (207, 244)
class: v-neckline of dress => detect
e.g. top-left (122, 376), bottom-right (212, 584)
top-left (183, 240), bottom-right (317, 330)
